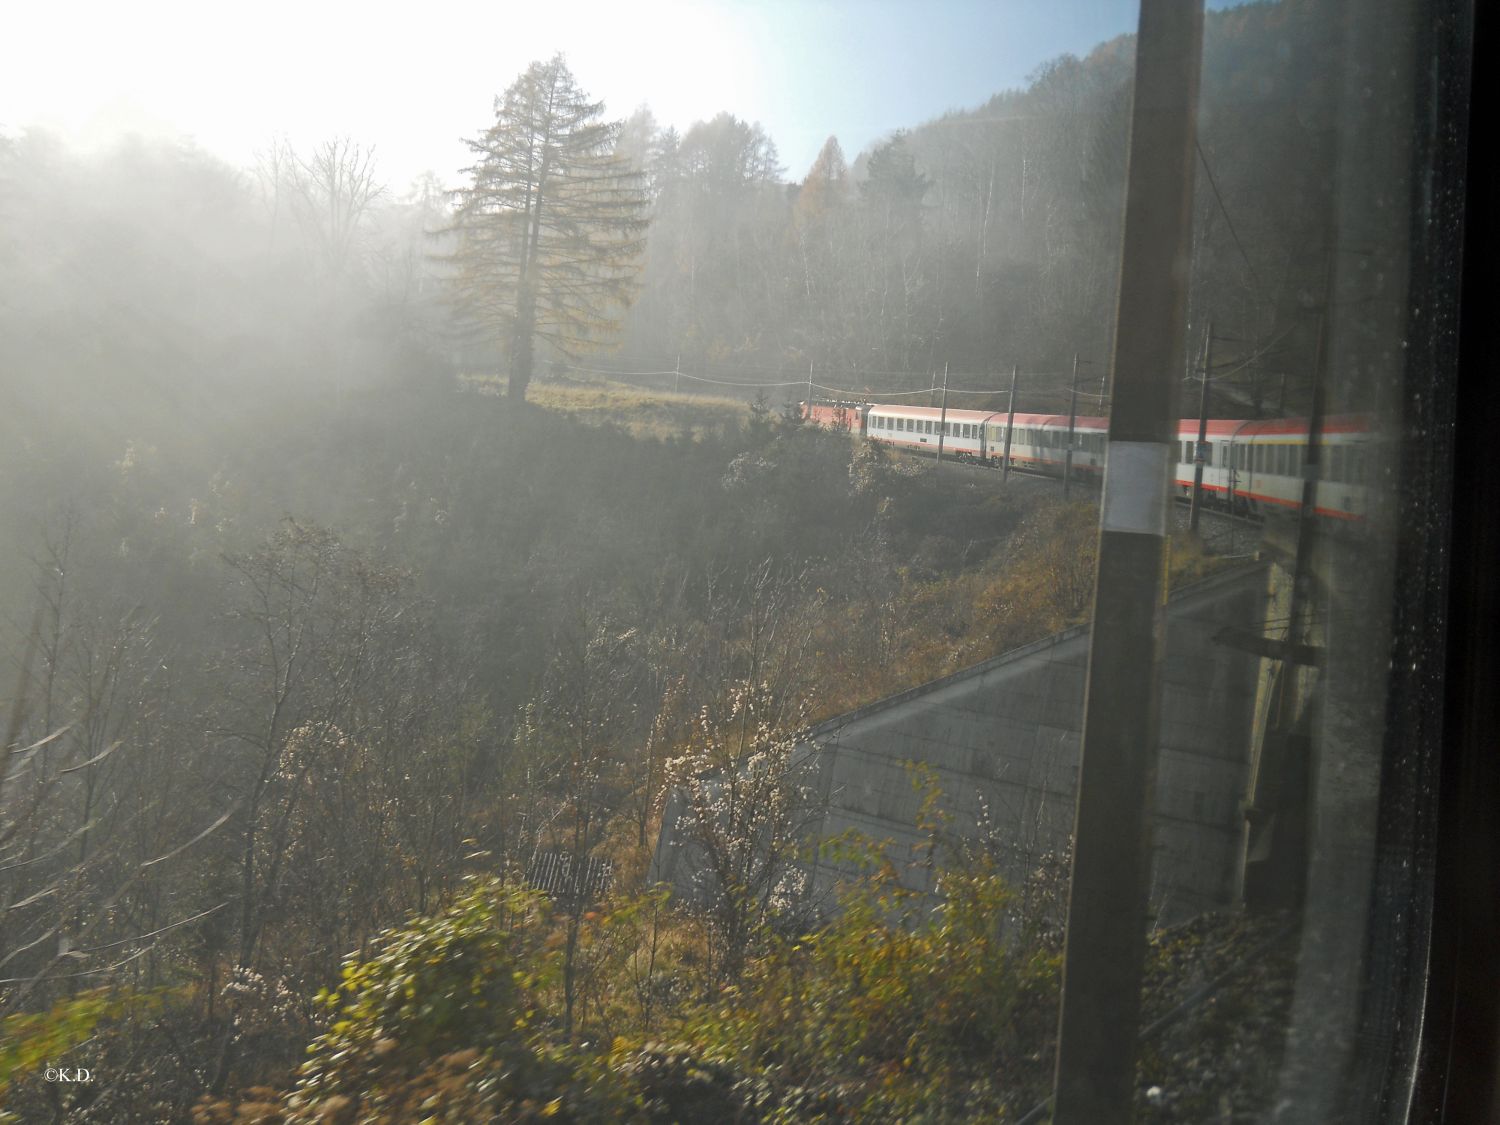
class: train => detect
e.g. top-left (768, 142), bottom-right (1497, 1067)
top-left (804, 400), bottom-right (1371, 521)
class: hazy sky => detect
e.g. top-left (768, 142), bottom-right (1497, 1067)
top-left (6, 0), bottom-right (1182, 192)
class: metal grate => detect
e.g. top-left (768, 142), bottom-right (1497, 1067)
top-left (525, 851), bottom-right (613, 907)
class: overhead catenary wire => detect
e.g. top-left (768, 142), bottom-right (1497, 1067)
top-left (1181, 324), bottom-right (1297, 385)
top-left (846, 385), bottom-right (1109, 400)
top-left (556, 357), bottom-right (1092, 385)
top-left (1196, 140), bottom-right (1274, 310)
top-left (1206, 326), bottom-right (1298, 384)
top-left (554, 360), bottom-right (1112, 402)
top-left (680, 374), bottom-right (811, 389)
top-left (557, 362), bottom-right (682, 378)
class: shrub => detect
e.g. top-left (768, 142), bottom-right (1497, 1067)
top-left (677, 848), bottom-right (1061, 1122)
top-left (278, 879), bottom-right (635, 1123)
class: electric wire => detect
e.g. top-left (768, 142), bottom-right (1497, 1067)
top-left (553, 361), bottom-right (1111, 403)
top-left (1196, 141), bottom-right (1273, 309)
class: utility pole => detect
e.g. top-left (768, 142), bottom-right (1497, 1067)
top-left (806, 361), bottom-right (814, 422)
top-left (1003, 364), bottom-right (1018, 482)
top-left (1064, 353), bottom-right (1080, 498)
top-left (1189, 321), bottom-right (1212, 533)
top-left (674, 354), bottom-right (681, 396)
top-left (936, 363), bottom-right (950, 467)
top-left (1051, 3), bottom-right (1203, 1123)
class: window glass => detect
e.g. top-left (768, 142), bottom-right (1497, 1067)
top-left (0, 6), bottom-right (1469, 1122)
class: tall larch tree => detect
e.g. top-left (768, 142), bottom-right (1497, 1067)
top-left (451, 56), bottom-right (649, 401)
top-left (793, 137), bottom-right (854, 368)
top-left (794, 135), bottom-right (849, 224)
top-left (858, 131), bottom-right (931, 371)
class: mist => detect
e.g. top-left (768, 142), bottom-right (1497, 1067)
top-left (0, 2), bottom-right (1395, 1119)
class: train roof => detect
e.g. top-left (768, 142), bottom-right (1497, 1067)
top-left (860, 402), bottom-right (1373, 437)
top-left (865, 404), bottom-right (1110, 428)
top-left (1200, 414), bottom-right (1374, 437)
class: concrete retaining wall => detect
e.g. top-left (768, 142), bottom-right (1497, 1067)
top-left (654, 563), bottom-right (1270, 928)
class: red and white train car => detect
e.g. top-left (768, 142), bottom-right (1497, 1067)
top-left (804, 401), bottom-right (1372, 520)
top-left (1170, 415), bottom-right (1371, 521)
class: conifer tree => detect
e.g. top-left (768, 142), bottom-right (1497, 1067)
top-left (860, 131), bottom-right (929, 243)
top-left (793, 137), bottom-right (855, 368)
top-left (794, 135), bottom-right (849, 224)
top-left (451, 56), bottom-right (649, 401)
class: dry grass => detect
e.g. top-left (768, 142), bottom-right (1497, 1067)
top-left (459, 373), bottom-right (751, 440)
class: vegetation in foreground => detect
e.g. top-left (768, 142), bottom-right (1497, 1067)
top-left (0, 379), bottom-right (1238, 1122)
top-left (0, 2), bottom-right (1363, 1115)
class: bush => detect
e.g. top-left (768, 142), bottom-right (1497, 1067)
top-left (676, 849), bottom-right (1061, 1122)
top-left (274, 879), bottom-right (635, 1123)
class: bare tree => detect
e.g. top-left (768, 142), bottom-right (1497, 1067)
top-left (268, 138), bottom-right (385, 286)
top-left (666, 679), bottom-right (815, 988)
top-left (518, 607), bottom-right (643, 1039)
top-left (253, 137), bottom-right (384, 403)
top-left (207, 521), bottom-right (407, 1087)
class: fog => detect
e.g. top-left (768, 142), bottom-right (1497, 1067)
top-left (0, 2), bottom-right (1370, 1119)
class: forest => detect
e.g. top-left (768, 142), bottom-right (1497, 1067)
top-left (1, 2), bottom-right (1331, 1120)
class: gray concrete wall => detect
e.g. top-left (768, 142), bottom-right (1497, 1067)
top-left (654, 563), bottom-right (1270, 928)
